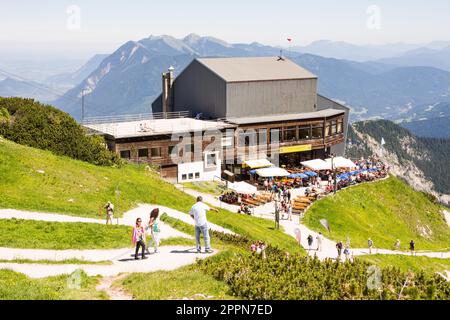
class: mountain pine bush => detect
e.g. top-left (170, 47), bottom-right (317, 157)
top-left (0, 97), bottom-right (120, 166)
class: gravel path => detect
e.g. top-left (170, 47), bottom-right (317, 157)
top-left (0, 245), bottom-right (215, 278)
top-left (180, 185), bottom-right (450, 261)
top-left (0, 208), bottom-right (191, 240)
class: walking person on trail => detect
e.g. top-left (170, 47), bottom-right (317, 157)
top-left (344, 245), bottom-right (350, 261)
top-left (189, 196), bottom-right (218, 254)
top-left (146, 208), bottom-right (161, 254)
top-left (336, 241), bottom-right (343, 260)
top-left (132, 218), bottom-right (147, 260)
top-left (395, 239), bottom-right (401, 251)
top-left (104, 201), bottom-right (114, 225)
top-left (307, 234), bottom-right (313, 251)
top-left (409, 240), bottom-right (415, 256)
top-left (368, 238), bottom-right (374, 254)
top-left (316, 233), bottom-right (323, 251)
top-left (287, 203), bottom-right (293, 221)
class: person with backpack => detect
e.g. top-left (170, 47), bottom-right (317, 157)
top-left (409, 240), bottom-right (415, 255)
top-left (307, 234), bottom-right (313, 251)
top-left (368, 238), bottom-right (373, 254)
top-left (132, 218), bottom-right (147, 260)
top-left (146, 208), bottom-right (161, 254)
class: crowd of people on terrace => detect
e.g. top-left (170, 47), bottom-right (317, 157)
top-left (219, 156), bottom-right (389, 218)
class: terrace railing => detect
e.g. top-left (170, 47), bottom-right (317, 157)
top-left (81, 111), bottom-right (190, 125)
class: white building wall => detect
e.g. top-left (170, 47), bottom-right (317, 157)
top-left (177, 151), bottom-right (221, 182)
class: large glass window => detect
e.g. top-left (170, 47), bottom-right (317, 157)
top-left (258, 129), bottom-right (267, 146)
top-left (120, 150), bottom-right (130, 159)
top-left (311, 125), bottom-right (324, 139)
top-left (239, 131), bottom-right (257, 147)
top-left (185, 144), bottom-right (194, 154)
top-left (337, 118), bottom-right (344, 133)
top-left (151, 147), bottom-right (162, 158)
top-left (138, 148), bottom-right (148, 158)
top-left (283, 126), bottom-right (297, 142)
top-left (331, 120), bottom-right (337, 135)
top-left (298, 126), bottom-right (311, 140)
top-left (168, 145), bottom-right (177, 157)
top-left (270, 128), bottom-right (281, 143)
top-left (325, 122), bottom-right (331, 137)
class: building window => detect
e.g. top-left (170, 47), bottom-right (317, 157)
top-left (298, 126), bottom-right (311, 140)
top-left (168, 145), bottom-right (178, 157)
top-left (185, 144), bottom-right (194, 154)
top-left (258, 129), bottom-right (267, 146)
top-left (337, 118), bottom-right (344, 133)
top-left (311, 125), bottom-right (324, 139)
top-left (325, 122), bottom-right (331, 137)
top-left (151, 147), bottom-right (161, 158)
top-left (205, 153), bottom-right (217, 168)
top-left (195, 172), bottom-right (200, 179)
top-left (188, 173), bottom-right (193, 180)
top-left (270, 128), bottom-right (281, 143)
top-left (331, 120), bottom-right (337, 135)
top-left (120, 150), bottom-right (131, 159)
top-left (181, 174), bottom-right (187, 181)
top-left (138, 148), bottom-right (148, 158)
top-left (239, 131), bottom-right (257, 147)
top-left (283, 126), bottom-right (297, 142)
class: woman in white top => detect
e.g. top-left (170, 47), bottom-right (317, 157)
top-left (146, 208), bottom-right (161, 253)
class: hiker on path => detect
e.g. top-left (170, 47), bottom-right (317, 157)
top-left (344, 245), bottom-right (350, 261)
top-left (307, 234), bottom-right (314, 251)
top-left (104, 201), bottom-right (114, 225)
top-left (368, 238), bottom-right (373, 254)
top-left (189, 196), bottom-right (218, 254)
top-left (395, 239), bottom-right (401, 251)
top-left (132, 218), bottom-right (147, 260)
top-left (336, 241), bottom-right (343, 260)
top-left (287, 203), bottom-right (293, 221)
top-left (409, 240), bottom-right (415, 255)
top-left (146, 208), bottom-right (161, 254)
top-left (316, 233), bottom-right (323, 251)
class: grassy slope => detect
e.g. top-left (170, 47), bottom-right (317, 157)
top-left (0, 138), bottom-right (301, 253)
top-left (182, 181), bottom-right (225, 196)
top-left (0, 269), bottom-right (106, 300)
top-left (304, 177), bottom-right (450, 250)
top-left (0, 219), bottom-right (131, 249)
top-left (357, 255), bottom-right (450, 275)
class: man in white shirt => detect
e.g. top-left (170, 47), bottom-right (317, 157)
top-left (189, 196), bottom-right (218, 253)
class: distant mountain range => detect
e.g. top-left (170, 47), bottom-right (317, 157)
top-left (291, 40), bottom-right (450, 62)
top-left (0, 77), bottom-right (57, 102)
top-left (45, 54), bottom-right (108, 87)
top-left (50, 34), bottom-right (450, 122)
top-left (377, 45), bottom-right (450, 72)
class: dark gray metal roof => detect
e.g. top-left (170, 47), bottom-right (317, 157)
top-left (196, 57), bottom-right (317, 83)
top-left (226, 108), bottom-right (344, 125)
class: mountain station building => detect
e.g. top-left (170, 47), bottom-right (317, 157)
top-left (85, 56), bottom-right (349, 182)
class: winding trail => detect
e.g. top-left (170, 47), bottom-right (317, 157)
top-left (0, 204), bottom-right (233, 279)
top-left (180, 185), bottom-right (450, 261)
top-left (0, 245), bottom-right (215, 278)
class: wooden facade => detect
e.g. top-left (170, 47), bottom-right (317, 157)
top-left (107, 113), bottom-right (346, 179)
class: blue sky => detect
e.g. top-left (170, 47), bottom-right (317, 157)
top-left (1, 0), bottom-right (449, 58)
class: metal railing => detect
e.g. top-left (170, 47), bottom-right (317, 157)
top-left (82, 111), bottom-right (190, 125)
